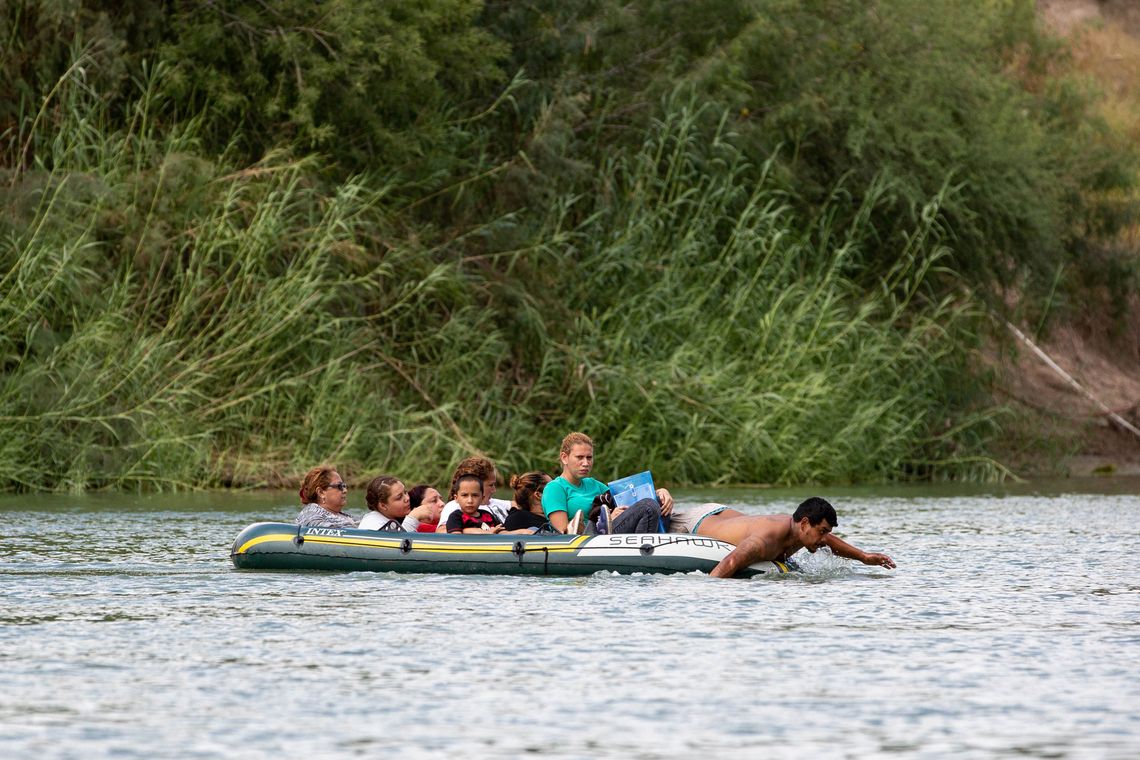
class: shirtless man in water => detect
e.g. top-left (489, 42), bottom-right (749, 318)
top-left (668, 496), bottom-right (896, 578)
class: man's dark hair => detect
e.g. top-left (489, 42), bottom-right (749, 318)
top-left (793, 497), bottom-right (838, 527)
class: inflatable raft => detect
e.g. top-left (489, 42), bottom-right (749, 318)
top-left (230, 522), bottom-right (793, 577)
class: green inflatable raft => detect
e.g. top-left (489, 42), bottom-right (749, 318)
top-left (230, 522), bottom-right (793, 577)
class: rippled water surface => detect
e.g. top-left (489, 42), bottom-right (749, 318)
top-left (2, 481), bottom-right (1139, 758)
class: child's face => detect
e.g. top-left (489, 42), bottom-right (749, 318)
top-left (456, 479), bottom-right (483, 514)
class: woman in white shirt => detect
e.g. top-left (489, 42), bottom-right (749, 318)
top-left (358, 475), bottom-right (412, 532)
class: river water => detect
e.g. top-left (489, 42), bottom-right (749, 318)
top-left (1, 480), bottom-right (1138, 758)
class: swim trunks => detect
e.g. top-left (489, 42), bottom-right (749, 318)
top-left (667, 503), bottom-right (731, 534)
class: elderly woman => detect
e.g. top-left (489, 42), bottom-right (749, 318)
top-left (295, 465), bottom-right (357, 528)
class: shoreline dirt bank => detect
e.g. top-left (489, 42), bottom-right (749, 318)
top-left (997, 2), bottom-right (1140, 478)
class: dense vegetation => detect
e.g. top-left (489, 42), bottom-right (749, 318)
top-left (1, 0), bottom-right (1133, 491)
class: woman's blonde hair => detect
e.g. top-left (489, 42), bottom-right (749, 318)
top-left (559, 431), bottom-right (593, 456)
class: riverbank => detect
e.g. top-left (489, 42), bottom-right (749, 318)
top-left (990, 322), bottom-right (1140, 476)
top-left (992, 2), bottom-right (1140, 478)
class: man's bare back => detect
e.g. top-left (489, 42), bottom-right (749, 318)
top-left (695, 510), bottom-right (797, 555)
top-left (677, 499), bottom-right (896, 578)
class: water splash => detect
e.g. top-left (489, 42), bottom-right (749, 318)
top-left (786, 547), bottom-right (854, 580)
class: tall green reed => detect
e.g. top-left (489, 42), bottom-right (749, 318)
top-left (0, 67), bottom-right (998, 492)
top-left (523, 101), bottom-right (1000, 483)
top-left (0, 65), bottom-right (476, 490)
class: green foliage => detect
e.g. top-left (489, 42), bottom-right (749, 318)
top-left (484, 0), bottom-right (1133, 298)
top-left (0, 1), bottom-right (168, 166)
top-left (2, 1), bottom-right (510, 174)
top-left (717, 0), bottom-right (1131, 297)
top-left (0, 69), bottom-right (479, 489)
top-left (0, 0), bottom-right (1133, 490)
top-left (159, 0), bottom-right (509, 170)
top-left (0, 67), bottom-right (997, 490)
top-left (517, 102), bottom-right (996, 483)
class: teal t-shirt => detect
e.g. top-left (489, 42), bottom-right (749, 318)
top-left (542, 476), bottom-right (608, 520)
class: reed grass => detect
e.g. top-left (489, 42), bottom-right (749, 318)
top-left (0, 67), bottom-right (1001, 491)
top-left (499, 101), bottom-right (1000, 483)
top-left (3, 68), bottom-right (392, 490)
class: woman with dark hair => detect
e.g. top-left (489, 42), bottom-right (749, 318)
top-left (404, 484), bottom-right (445, 533)
top-left (503, 471), bottom-right (552, 532)
top-left (358, 475), bottom-right (411, 532)
top-left (295, 465), bottom-right (357, 528)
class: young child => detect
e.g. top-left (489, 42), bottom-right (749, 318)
top-left (436, 456), bottom-right (511, 532)
top-left (446, 473), bottom-right (505, 534)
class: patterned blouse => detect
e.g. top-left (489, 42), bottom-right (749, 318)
top-left (295, 503), bottom-right (358, 528)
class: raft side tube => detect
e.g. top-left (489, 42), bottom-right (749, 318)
top-left (230, 522), bottom-right (788, 577)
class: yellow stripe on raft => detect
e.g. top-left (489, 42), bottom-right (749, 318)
top-left (234, 532), bottom-right (591, 556)
top-left (235, 533), bottom-right (298, 554)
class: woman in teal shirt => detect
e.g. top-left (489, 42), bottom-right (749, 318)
top-left (542, 432), bottom-right (673, 533)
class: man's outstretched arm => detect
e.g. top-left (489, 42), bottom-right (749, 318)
top-left (823, 534), bottom-right (896, 568)
top-left (710, 535), bottom-right (773, 578)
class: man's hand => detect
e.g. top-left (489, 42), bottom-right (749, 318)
top-left (825, 534), bottom-right (895, 569)
top-left (656, 488), bottom-right (674, 516)
top-left (862, 552), bottom-right (896, 569)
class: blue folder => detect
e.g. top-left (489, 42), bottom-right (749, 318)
top-left (607, 471), bottom-right (665, 532)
